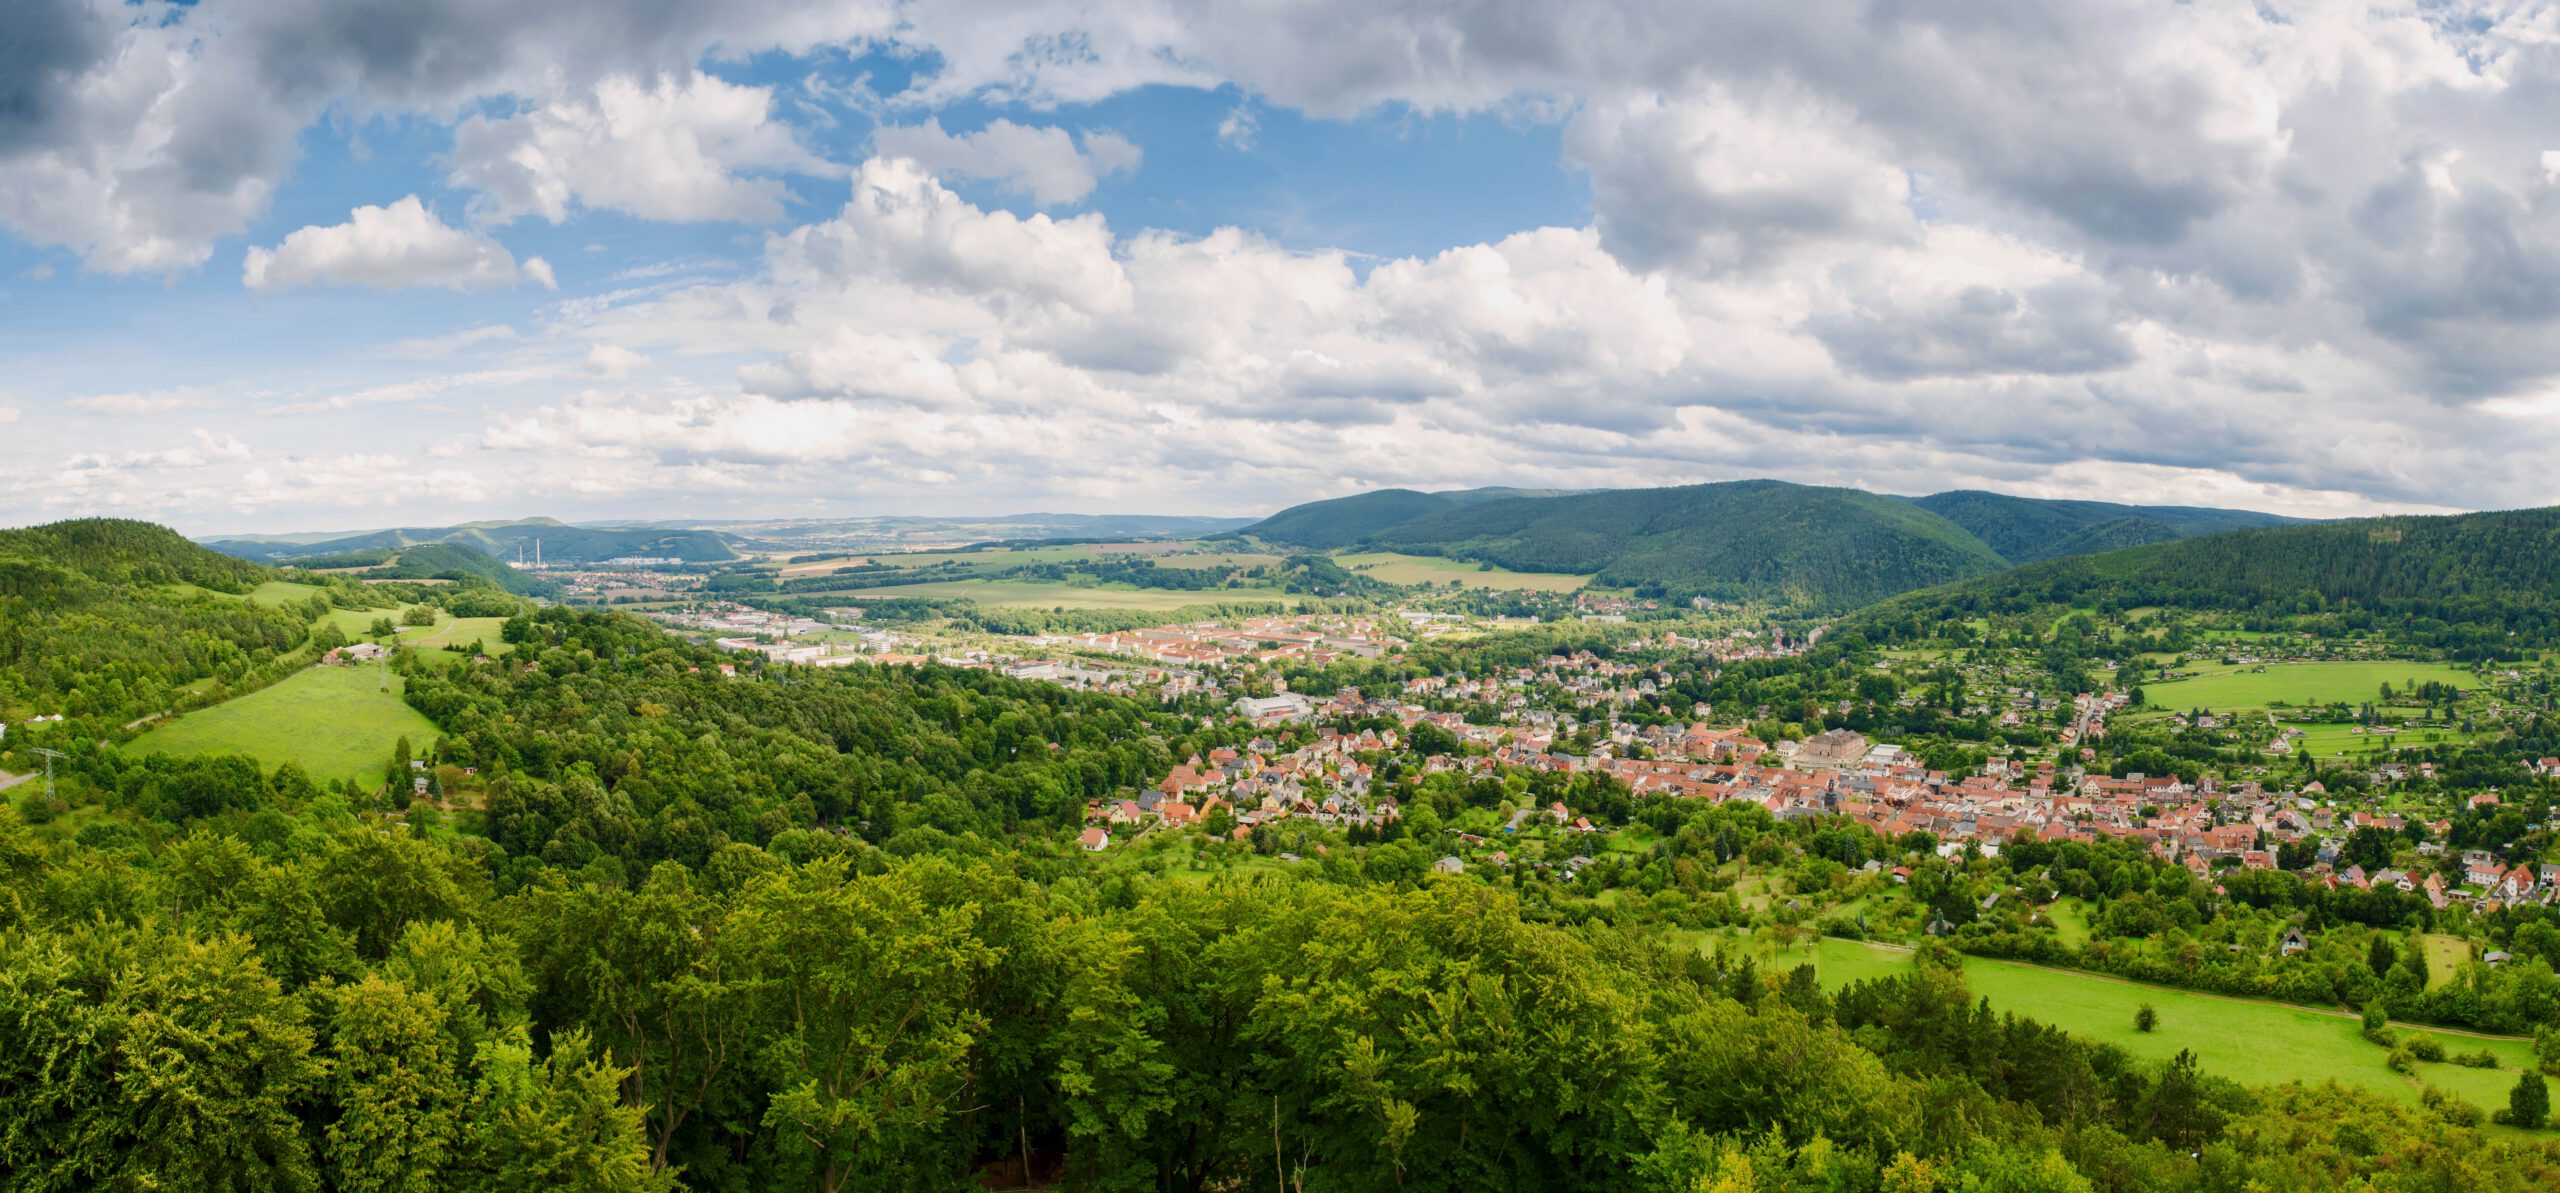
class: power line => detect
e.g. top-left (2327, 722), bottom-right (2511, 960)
top-left (28, 747), bottom-right (66, 803)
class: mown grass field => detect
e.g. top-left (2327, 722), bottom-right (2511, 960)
top-left (131, 664), bottom-right (440, 789)
top-left (2289, 720), bottom-right (2482, 760)
top-left (1772, 938), bottom-right (2534, 1114)
top-left (314, 609), bottom-right (513, 660)
top-left (1334, 551), bottom-right (1591, 591)
top-left (2140, 660), bottom-right (2476, 713)
top-left (824, 579), bottom-right (1304, 611)
top-left (242, 580), bottom-right (323, 604)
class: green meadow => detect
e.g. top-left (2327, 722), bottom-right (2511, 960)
top-left (1768, 938), bottom-right (2534, 1114)
top-left (131, 664), bottom-right (440, 789)
top-left (2140, 660), bottom-right (2476, 713)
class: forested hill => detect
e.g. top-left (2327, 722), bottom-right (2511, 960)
top-left (206, 518), bottom-right (736, 566)
top-left (1369, 480), bottom-right (2012, 608)
top-left (1236, 486), bottom-right (1558, 548)
top-left (1908, 490), bottom-right (2299, 563)
top-left (0, 517), bottom-right (270, 590)
top-left (1857, 504), bottom-right (2560, 649)
top-left (1236, 481), bottom-right (2296, 606)
top-left (0, 519), bottom-right (308, 722)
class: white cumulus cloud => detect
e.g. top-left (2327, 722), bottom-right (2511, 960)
top-left (449, 72), bottom-right (825, 225)
top-left (243, 197), bottom-right (550, 292)
top-left (872, 118), bottom-right (1141, 205)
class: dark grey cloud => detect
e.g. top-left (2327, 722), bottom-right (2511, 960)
top-left (0, 0), bottom-right (108, 152)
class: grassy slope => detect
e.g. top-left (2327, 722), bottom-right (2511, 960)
top-left (130, 664), bottom-right (440, 788)
top-left (2141, 660), bottom-right (2476, 712)
top-left (1791, 939), bottom-right (2533, 1113)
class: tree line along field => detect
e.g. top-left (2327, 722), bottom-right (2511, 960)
top-left (1774, 936), bottom-right (2537, 1120)
top-left (127, 663), bottom-right (439, 789)
top-left (1332, 550), bottom-right (1594, 591)
top-left (2136, 659), bottom-right (2477, 713)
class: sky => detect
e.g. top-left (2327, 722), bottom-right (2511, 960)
top-left (6, 2), bottom-right (2560, 535)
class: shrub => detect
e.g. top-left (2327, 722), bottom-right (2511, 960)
top-left (2511, 1072), bottom-right (2550, 1130)
top-left (2407, 1036), bottom-right (2445, 1063)
top-left (2453, 1049), bottom-right (2500, 1069)
top-left (2386, 1046), bottom-right (2417, 1074)
top-left (2423, 1085), bottom-right (2484, 1127)
top-left (2134, 1003), bottom-right (2158, 1033)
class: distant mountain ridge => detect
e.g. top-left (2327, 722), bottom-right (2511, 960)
top-left (1237, 480), bottom-right (2301, 609)
top-left (1905, 491), bottom-right (2298, 563)
top-left (203, 518), bottom-right (736, 566)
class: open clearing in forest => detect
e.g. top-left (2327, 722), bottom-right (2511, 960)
top-left (130, 664), bottom-right (440, 789)
top-left (2139, 660), bottom-right (2476, 713)
top-left (1762, 938), bottom-right (2535, 1114)
top-left (314, 609), bottom-right (513, 658)
top-left (1333, 551), bottom-right (1592, 591)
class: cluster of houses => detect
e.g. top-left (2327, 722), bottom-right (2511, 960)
top-left (1073, 665), bottom-right (2557, 913)
top-left (1080, 730), bottom-right (1408, 848)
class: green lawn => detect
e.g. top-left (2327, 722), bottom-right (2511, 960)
top-left (242, 579), bottom-right (324, 604)
top-left (1795, 939), bottom-right (2535, 1113)
top-left (819, 579), bottom-right (1303, 611)
top-left (130, 664), bottom-right (440, 789)
top-left (2421, 933), bottom-right (2473, 988)
top-left (2289, 721), bottom-right (2480, 760)
top-left (315, 609), bottom-right (512, 658)
top-left (2140, 660), bottom-right (2476, 713)
top-left (1333, 551), bottom-right (1591, 592)
top-left (2043, 898), bottom-right (2094, 947)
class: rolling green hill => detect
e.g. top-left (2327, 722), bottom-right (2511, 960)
top-left (0, 519), bottom-right (310, 724)
top-left (1860, 504), bottom-right (2560, 651)
top-left (1237, 482), bottom-right (2294, 604)
top-left (204, 517), bottom-right (736, 566)
top-left (1908, 490), bottom-right (2298, 563)
top-left (1240, 489), bottom-right (1500, 548)
top-left (1369, 480), bottom-right (2012, 608)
